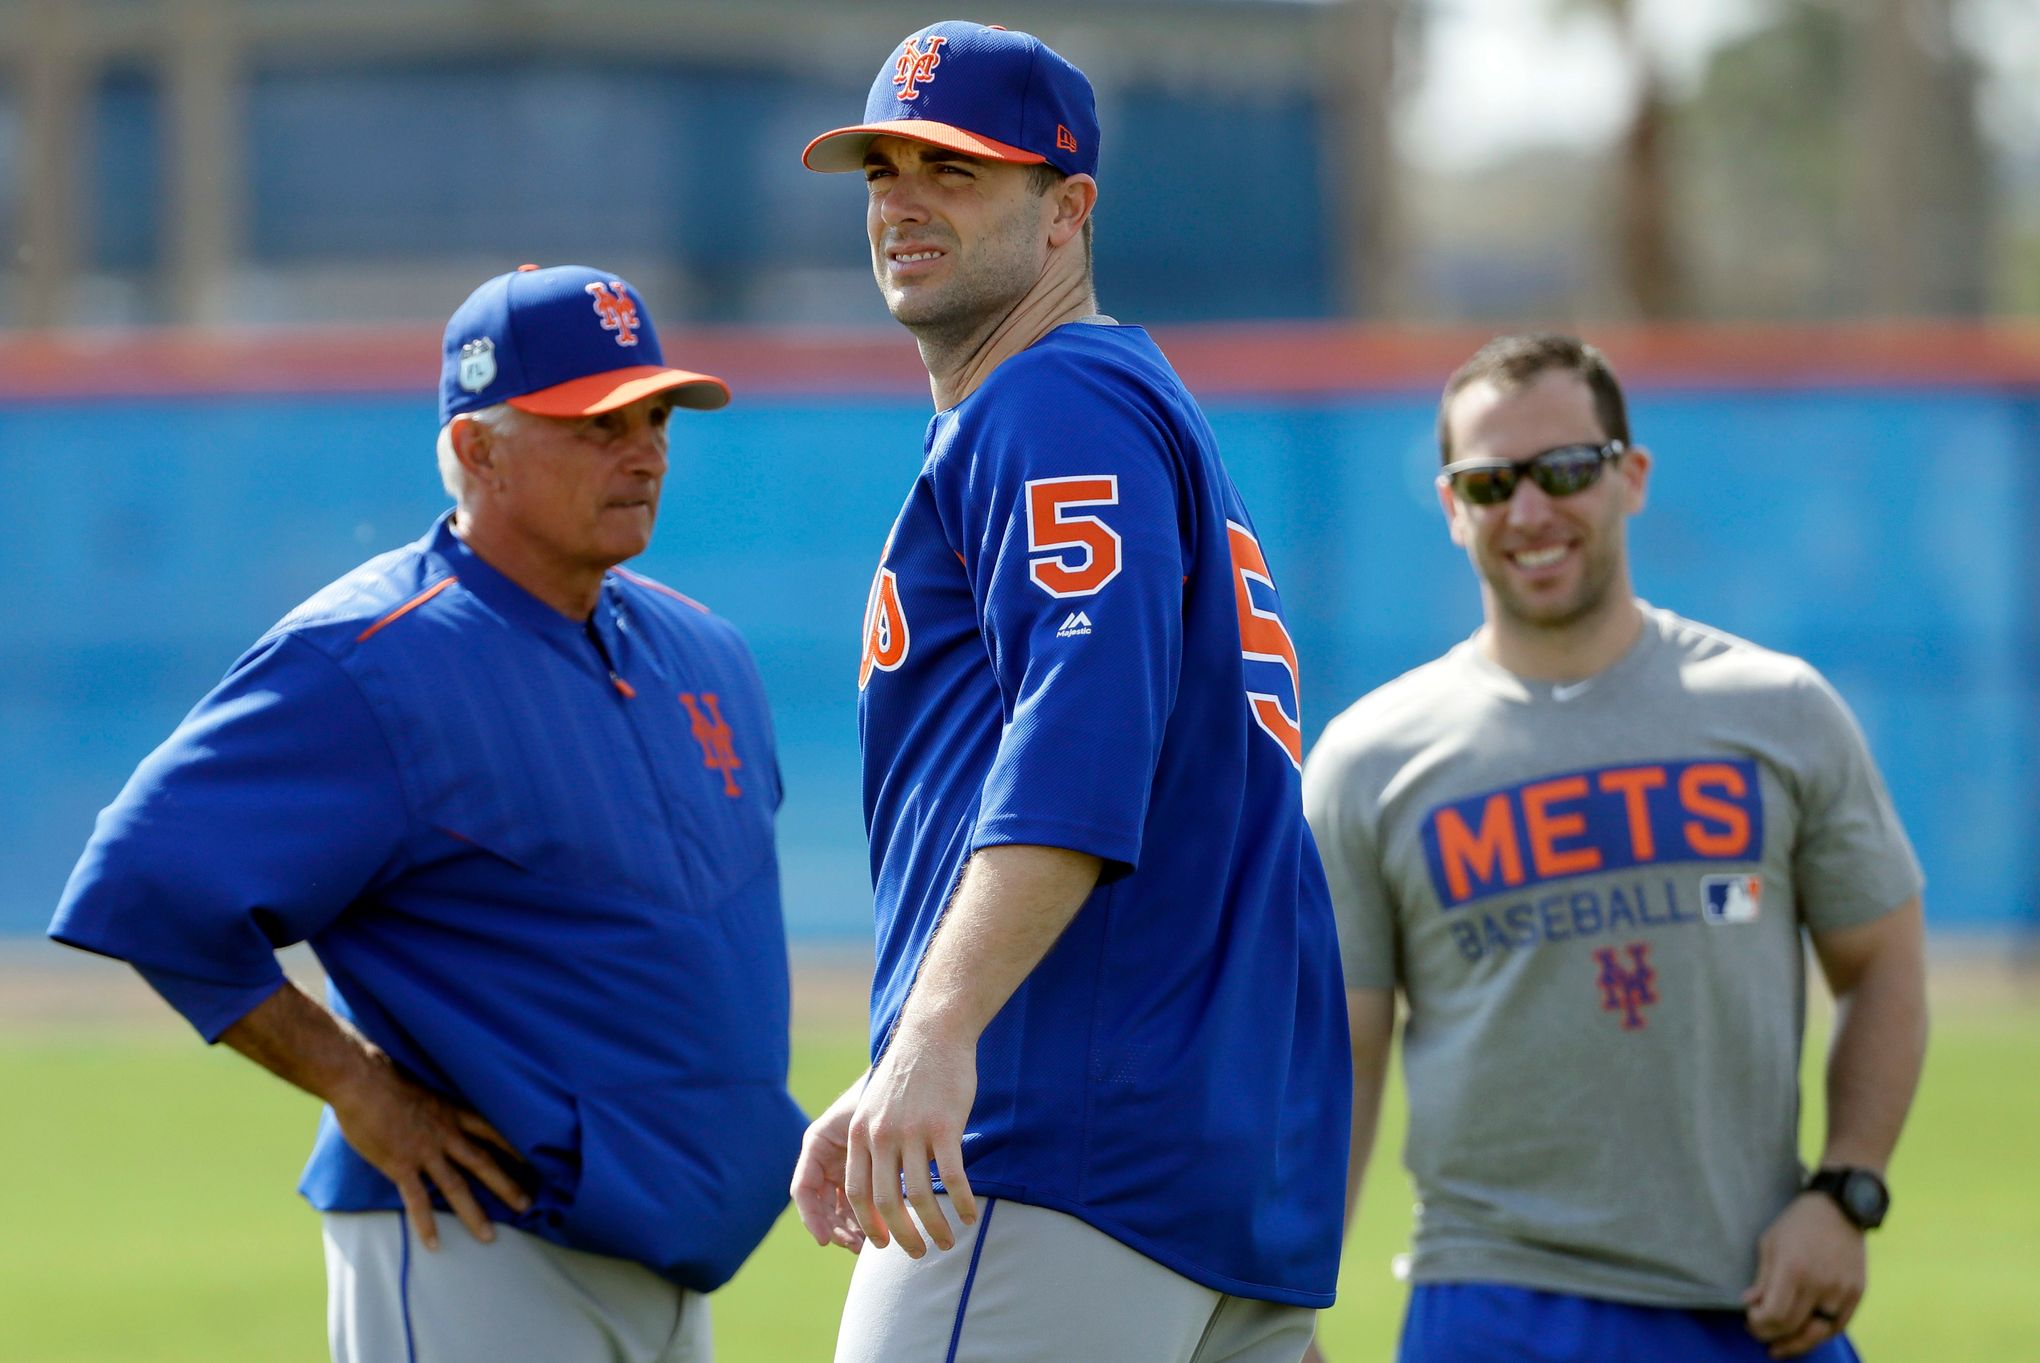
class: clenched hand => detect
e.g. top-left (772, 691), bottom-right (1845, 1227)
top-left (1743, 1193), bottom-right (1864, 1359)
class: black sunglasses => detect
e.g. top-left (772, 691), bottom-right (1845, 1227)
top-left (1438, 441), bottom-right (1627, 507)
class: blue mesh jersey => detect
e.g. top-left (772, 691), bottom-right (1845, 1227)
top-left (50, 513), bottom-right (805, 1293)
top-left (856, 322), bottom-right (1351, 1306)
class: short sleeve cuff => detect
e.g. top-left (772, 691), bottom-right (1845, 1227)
top-left (132, 963), bottom-right (289, 1043)
top-left (970, 811), bottom-right (1141, 873)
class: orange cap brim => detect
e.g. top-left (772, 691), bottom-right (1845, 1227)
top-left (507, 365), bottom-right (731, 417)
top-left (802, 120), bottom-right (1047, 172)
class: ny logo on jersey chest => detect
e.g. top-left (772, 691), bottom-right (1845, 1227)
top-left (1594, 942), bottom-right (1657, 1030)
top-left (678, 692), bottom-right (743, 797)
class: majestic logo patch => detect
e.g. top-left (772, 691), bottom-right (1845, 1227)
top-left (893, 35), bottom-right (948, 101)
top-left (678, 692), bottom-right (742, 797)
top-left (1702, 873), bottom-right (1762, 924)
top-left (584, 281), bottom-right (641, 346)
top-left (457, 337), bottom-right (497, 393)
top-left (1594, 942), bottom-right (1658, 1030)
top-left (1056, 610), bottom-right (1093, 638)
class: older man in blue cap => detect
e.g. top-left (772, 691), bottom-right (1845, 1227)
top-left (51, 264), bottom-right (804, 1363)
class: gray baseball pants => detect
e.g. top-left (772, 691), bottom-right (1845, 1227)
top-left (834, 1194), bottom-right (1316, 1363)
top-left (323, 1211), bottom-right (710, 1363)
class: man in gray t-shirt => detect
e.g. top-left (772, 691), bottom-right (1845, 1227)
top-left (1302, 334), bottom-right (1927, 1363)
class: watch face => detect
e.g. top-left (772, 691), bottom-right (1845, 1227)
top-left (1842, 1171), bottom-right (1889, 1226)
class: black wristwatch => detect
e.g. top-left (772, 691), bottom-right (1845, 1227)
top-left (1806, 1166), bottom-right (1890, 1230)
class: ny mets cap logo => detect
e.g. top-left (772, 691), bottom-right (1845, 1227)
top-left (893, 34), bottom-right (947, 100)
top-left (584, 281), bottom-right (641, 346)
top-left (801, 21), bottom-right (1101, 180)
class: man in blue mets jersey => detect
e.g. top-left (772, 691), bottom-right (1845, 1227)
top-left (1302, 334), bottom-right (1929, 1362)
top-left (49, 264), bottom-right (805, 1363)
top-left (789, 20), bottom-right (1350, 1363)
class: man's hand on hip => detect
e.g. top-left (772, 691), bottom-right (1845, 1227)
top-left (843, 1021), bottom-right (980, 1258)
top-left (1742, 1192), bottom-right (1865, 1358)
top-left (218, 983), bottom-right (531, 1254)
top-left (328, 1053), bottom-right (532, 1251)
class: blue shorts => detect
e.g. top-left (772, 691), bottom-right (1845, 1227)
top-left (1398, 1283), bottom-right (1863, 1363)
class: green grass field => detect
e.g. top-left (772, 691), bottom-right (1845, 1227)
top-left (3, 973), bottom-right (2035, 1362)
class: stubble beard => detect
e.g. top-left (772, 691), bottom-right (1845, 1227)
top-left (875, 210), bottom-right (1044, 358)
top-left (882, 270), bottom-right (1007, 354)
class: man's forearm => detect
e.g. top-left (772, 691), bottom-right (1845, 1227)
top-left (1342, 988), bottom-right (1396, 1232)
top-left (1815, 899), bottom-right (1928, 1171)
top-left (219, 978), bottom-right (392, 1110)
top-left (840, 843), bottom-right (1105, 1254)
top-left (220, 975), bottom-right (531, 1248)
top-left (1819, 961), bottom-right (1927, 1171)
top-left (894, 843), bottom-right (1104, 1047)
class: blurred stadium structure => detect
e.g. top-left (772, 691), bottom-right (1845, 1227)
top-left (2, 0), bottom-right (2038, 947)
top-left (0, 0), bottom-right (1398, 326)
top-left (2, 0), bottom-right (2035, 327)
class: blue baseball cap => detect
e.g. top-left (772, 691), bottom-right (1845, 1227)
top-left (802, 21), bottom-right (1099, 180)
top-left (438, 264), bottom-right (729, 426)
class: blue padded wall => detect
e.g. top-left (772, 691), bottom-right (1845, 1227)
top-left (4, 384), bottom-right (2031, 938)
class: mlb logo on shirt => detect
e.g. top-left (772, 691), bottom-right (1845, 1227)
top-left (1701, 873), bottom-right (1762, 924)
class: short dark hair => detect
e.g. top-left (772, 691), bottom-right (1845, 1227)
top-left (1024, 163), bottom-right (1063, 195)
top-left (1437, 333), bottom-right (1630, 464)
top-left (1026, 162), bottom-right (1095, 259)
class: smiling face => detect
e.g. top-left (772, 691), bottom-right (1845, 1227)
top-left (862, 136), bottom-right (1057, 339)
top-left (1438, 368), bottom-right (1651, 634)
top-left (451, 392), bottom-right (676, 616)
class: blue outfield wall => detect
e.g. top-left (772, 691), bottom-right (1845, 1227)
top-left (3, 385), bottom-right (2034, 939)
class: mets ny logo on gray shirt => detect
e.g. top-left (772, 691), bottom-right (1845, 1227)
top-left (1417, 756), bottom-right (1766, 984)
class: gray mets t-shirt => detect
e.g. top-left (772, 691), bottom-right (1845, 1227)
top-left (1301, 605), bottom-right (1923, 1309)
